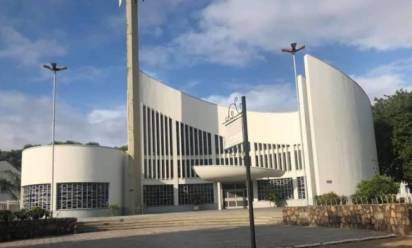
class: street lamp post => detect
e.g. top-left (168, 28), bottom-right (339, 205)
top-left (281, 43), bottom-right (310, 205)
top-left (43, 63), bottom-right (67, 216)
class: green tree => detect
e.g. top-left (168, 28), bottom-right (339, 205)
top-left (373, 90), bottom-right (412, 183)
top-left (0, 170), bottom-right (20, 199)
top-left (354, 175), bottom-right (399, 200)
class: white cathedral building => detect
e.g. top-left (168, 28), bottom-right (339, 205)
top-left (21, 54), bottom-right (379, 218)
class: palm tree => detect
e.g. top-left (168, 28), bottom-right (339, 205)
top-left (0, 170), bottom-right (20, 200)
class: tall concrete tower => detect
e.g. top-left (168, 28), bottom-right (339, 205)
top-left (125, 0), bottom-right (142, 214)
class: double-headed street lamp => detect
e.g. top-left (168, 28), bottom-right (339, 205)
top-left (43, 63), bottom-right (67, 216)
top-left (281, 43), bottom-right (310, 205)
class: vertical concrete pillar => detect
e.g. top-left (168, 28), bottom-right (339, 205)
top-left (125, 0), bottom-right (142, 214)
top-left (217, 182), bottom-right (223, 210)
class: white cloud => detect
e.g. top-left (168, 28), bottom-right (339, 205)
top-left (0, 90), bottom-right (126, 150)
top-left (353, 58), bottom-right (412, 101)
top-left (204, 82), bottom-right (296, 112)
top-left (0, 26), bottom-right (66, 66)
top-left (172, 0), bottom-right (412, 65)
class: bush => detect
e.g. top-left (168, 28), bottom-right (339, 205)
top-left (109, 205), bottom-right (121, 216)
top-left (14, 209), bottom-right (29, 221)
top-left (266, 191), bottom-right (286, 207)
top-left (29, 207), bottom-right (46, 220)
top-left (354, 175), bottom-right (399, 201)
top-left (0, 210), bottom-right (15, 223)
top-left (315, 192), bottom-right (347, 205)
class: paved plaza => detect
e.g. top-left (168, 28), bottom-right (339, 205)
top-left (0, 224), bottom-right (391, 248)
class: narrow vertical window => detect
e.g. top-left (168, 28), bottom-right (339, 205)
top-left (176, 121), bottom-right (180, 155)
top-left (207, 133), bottom-right (212, 155)
top-left (184, 125), bottom-right (189, 156)
top-left (161, 115), bottom-right (164, 156)
top-left (215, 134), bottom-right (219, 155)
top-left (147, 108), bottom-right (152, 155)
top-left (189, 126), bottom-right (194, 156)
top-left (169, 118), bottom-right (173, 156)
top-left (199, 131), bottom-right (203, 155)
top-left (194, 129), bottom-right (198, 155)
top-left (143, 106), bottom-right (147, 155)
top-left (165, 116), bottom-right (169, 156)
top-left (156, 112), bottom-right (160, 156)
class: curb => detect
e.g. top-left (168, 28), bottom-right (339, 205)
top-left (276, 234), bottom-right (396, 248)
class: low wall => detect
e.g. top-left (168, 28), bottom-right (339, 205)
top-left (0, 218), bottom-right (77, 242)
top-left (283, 204), bottom-right (412, 235)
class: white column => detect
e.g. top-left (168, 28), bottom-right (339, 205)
top-left (217, 182), bottom-right (223, 210)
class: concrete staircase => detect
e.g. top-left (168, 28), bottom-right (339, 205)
top-left (77, 208), bottom-right (283, 232)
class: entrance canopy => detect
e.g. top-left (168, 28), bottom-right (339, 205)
top-left (193, 165), bottom-right (283, 183)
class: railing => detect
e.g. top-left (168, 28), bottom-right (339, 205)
top-left (313, 194), bottom-right (412, 206)
top-left (0, 200), bottom-right (20, 211)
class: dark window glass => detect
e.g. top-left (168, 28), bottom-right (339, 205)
top-left (189, 126), bottom-right (194, 156)
top-left (161, 115), bottom-right (164, 156)
top-left (215, 135), bottom-right (219, 155)
top-left (178, 184), bottom-right (214, 205)
top-left (219, 136), bottom-right (224, 154)
top-left (148, 108), bottom-right (152, 155)
top-left (185, 125), bottom-right (189, 156)
top-left (203, 132), bottom-right (207, 155)
top-left (23, 184), bottom-right (51, 210)
top-left (178, 160), bottom-right (181, 178)
top-left (56, 183), bottom-right (109, 210)
top-left (152, 110), bottom-right (155, 156)
top-left (156, 112), bottom-right (160, 155)
top-left (143, 106), bottom-right (147, 155)
top-left (176, 121), bottom-right (180, 155)
top-left (143, 185), bottom-right (174, 207)
top-left (297, 177), bottom-right (306, 199)
top-left (194, 129), bottom-right (198, 155)
top-left (181, 123), bottom-right (185, 156)
top-left (199, 131), bottom-right (203, 155)
top-left (165, 116), bottom-right (169, 156)
top-left (169, 118), bottom-right (173, 155)
top-left (207, 133), bottom-right (212, 155)
top-left (257, 178), bottom-right (294, 200)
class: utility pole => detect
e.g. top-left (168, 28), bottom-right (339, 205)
top-left (281, 42), bottom-right (309, 205)
top-left (43, 62), bottom-right (67, 216)
top-left (241, 96), bottom-right (256, 248)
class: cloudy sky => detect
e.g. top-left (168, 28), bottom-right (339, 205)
top-left (1, 0), bottom-right (412, 150)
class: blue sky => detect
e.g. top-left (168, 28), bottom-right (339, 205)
top-left (1, 0), bottom-right (412, 150)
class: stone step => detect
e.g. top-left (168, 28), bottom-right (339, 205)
top-left (78, 216), bottom-right (282, 232)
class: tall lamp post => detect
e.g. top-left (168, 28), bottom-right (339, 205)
top-left (281, 43), bottom-right (310, 205)
top-left (43, 63), bottom-right (67, 216)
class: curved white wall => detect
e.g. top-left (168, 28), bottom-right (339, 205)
top-left (21, 145), bottom-right (125, 218)
top-left (299, 55), bottom-right (378, 196)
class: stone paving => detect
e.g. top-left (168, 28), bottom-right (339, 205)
top-left (0, 224), bottom-right (391, 248)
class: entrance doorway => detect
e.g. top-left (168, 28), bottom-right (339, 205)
top-left (223, 183), bottom-right (247, 209)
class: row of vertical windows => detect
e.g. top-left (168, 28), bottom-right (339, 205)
top-left (143, 105), bottom-right (304, 180)
top-left (56, 183), bottom-right (109, 210)
top-left (23, 184), bottom-right (51, 210)
top-left (294, 145), bottom-right (304, 170)
top-left (178, 184), bottom-right (214, 205)
top-left (144, 159), bottom-right (174, 180)
top-left (143, 185), bottom-right (174, 207)
top-left (176, 121), bottom-right (212, 156)
top-left (257, 178), bottom-right (294, 201)
top-left (143, 105), bottom-right (174, 180)
top-left (254, 142), bottom-right (303, 171)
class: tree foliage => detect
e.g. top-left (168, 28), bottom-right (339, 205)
top-left (373, 90), bottom-right (412, 183)
top-left (354, 175), bottom-right (399, 200)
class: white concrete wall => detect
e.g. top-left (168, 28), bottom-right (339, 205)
top-left (300, 54), bottom-right (378, 196)
top-left (21, 145), bottom-right (125, 218)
